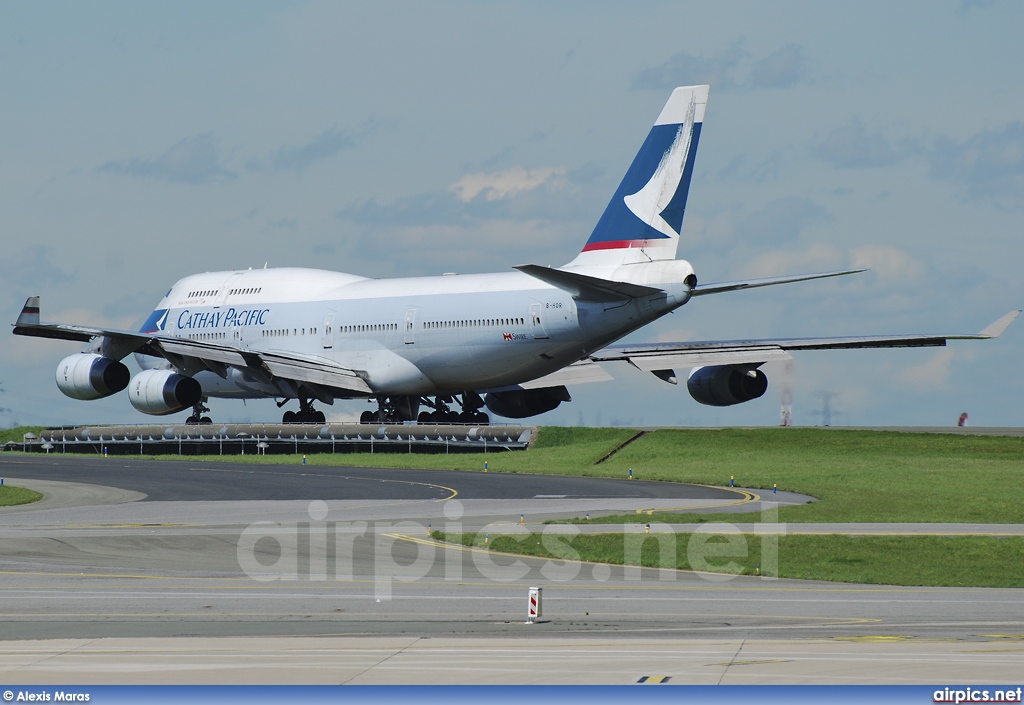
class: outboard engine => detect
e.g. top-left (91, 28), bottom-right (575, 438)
top-left (55, 353), bottom-right (130, 400)
top-left (687, 365), bottom-right (768, 406)
top-left (484, 386), bottom-right (570, 419)
top-left (128, 369), bottom-right (202, 415)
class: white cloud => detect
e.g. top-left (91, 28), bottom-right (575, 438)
top-left (851, 245), bottom-right (925, 284)
top-left (450, 167), bottom-right (567, 203)
top-left (737, 243), bottom-right (845, 279)
top-left (900, 348), bottom-right (956, 391)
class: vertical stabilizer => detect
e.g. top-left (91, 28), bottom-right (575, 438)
top-left (566, 85), bottom-right (708, 269)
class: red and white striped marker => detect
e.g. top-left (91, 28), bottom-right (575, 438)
top-left (526, 586), bottom-right (542, 624)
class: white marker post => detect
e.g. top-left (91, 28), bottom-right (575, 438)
top-left (526, 586), bottom-right (542, 624)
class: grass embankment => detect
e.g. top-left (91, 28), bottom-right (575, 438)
top-left (555, 428), bottom-right (1024, 524)
top-left (431, 427), bottom-right (1024, 588)
top-left (437, 530), bottom-right (1024, 588)
top-left (0, 427), bottom-right (47, 445)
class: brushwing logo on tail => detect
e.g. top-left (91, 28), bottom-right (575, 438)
top-left (622, 92), bottom-right (698, 238)
top-left (575, 85), bottom-right (707, 259)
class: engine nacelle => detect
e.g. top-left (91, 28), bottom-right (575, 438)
top-left (484, 385), bottom-right (570, 419)
top-left (128, 369), bottom-right (202, 415)
top-left (687, 365), bottom-right (768, 407)
top-left (55, 353), bottom-right (130, 401)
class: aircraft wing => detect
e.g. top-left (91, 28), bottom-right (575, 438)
top-left (12, 296), bottom-right (372, 396)
top-left (590, 310), bottom-right (1021, 372)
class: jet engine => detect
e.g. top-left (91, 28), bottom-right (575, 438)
top-left (128, 369), bottom-right (202, 415)
top-left (484, 385), bottom-right (570, 419)
top-left (687, 365), bottom-right (768, 406)
top-left (55, 353), bottom-right (131, 401)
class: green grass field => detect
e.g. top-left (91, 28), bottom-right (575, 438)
top-left (0, 484), bottom-right (43, 507)
top-left (437, 530), bottom-right (1024, 588)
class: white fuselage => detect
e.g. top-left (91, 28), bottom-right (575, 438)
top-left (139, 262), bottom-right (695, 400)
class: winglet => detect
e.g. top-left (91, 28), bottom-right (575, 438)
top-left (978, 310), bottom-right (1020, 338)
top-left (15, 296), bottom-right (40, 327)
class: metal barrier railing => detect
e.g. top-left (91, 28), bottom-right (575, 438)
top-left (16, 423), bottom-right (535, 456)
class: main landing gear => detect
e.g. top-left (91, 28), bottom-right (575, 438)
top-left (185, 401), bottom-right (212, 425)
top-left (357, 393), bottom-right (489, 425)
top-left (280, 397), bottom-right (326, 424)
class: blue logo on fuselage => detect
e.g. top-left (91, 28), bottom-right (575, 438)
top-left (175, 307), bottom-right (270, 330)
top-left (140, 309), bottom-right (169, 334)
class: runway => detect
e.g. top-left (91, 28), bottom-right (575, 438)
top-left (0, 454), bottom-right (1021, 684)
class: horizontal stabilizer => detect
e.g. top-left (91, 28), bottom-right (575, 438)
top-left (692, 269), bottom-right (866, 296)
top-left (515, 264), bottom-right (663, 302)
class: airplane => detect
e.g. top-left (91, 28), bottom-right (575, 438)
top-left (12, 85), bottom-right (1020, 425)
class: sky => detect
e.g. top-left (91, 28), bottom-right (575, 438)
top-left (2, 0), bottom-right (1022, 429)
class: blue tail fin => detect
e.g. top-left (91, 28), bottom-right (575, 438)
top-left (568, 85), bottom-right (708, 268)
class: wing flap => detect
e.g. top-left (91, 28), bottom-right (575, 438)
top-left (519, 359), bottom-right (615, 389)
top-left (592, 312), bottom-right (1020, 369)
top-left (259, 352), bottom-right (373, 394)
top-left (598, 346), bottom-right (793, 371)
top-left (157, 339), bottom-right (249, 366)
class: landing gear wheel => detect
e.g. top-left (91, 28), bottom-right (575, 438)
top-left (418, 411), bottom-right (433, 424)
top-left (360, 410), bottom-right (375, 424)
top-left (186, 401), bottom-right (212, 425)
top-left (284, 399), bottom-right (328, 424)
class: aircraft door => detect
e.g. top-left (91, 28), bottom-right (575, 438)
top-left (322, 312), bottom-right (334, 349)
top-left (216, 272), bottom-right (243, 307)
top-left (529, 303), bottom-right (549, 339)
top-left (404, 306), bottom-right (418, 344)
